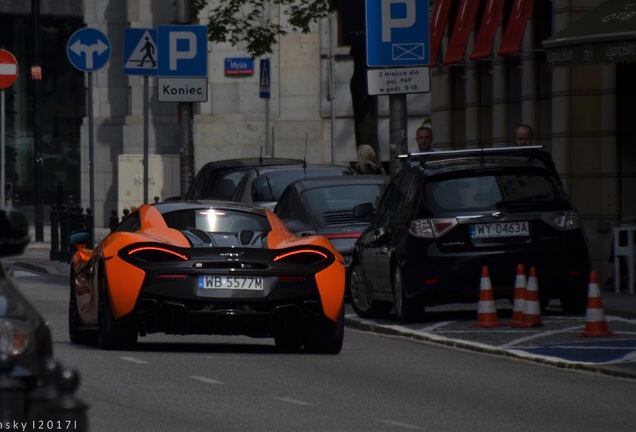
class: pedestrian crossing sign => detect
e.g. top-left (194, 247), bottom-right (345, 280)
top-left (123, 28), bottom-right (158, 75)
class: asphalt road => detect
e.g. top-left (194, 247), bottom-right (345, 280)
top-left (8, 266), bottom-right (636, 432)
top-left (8, 247), bottom-right (636, 380)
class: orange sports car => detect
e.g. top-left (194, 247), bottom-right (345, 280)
top-left (68, 201), bottom-right (345, 353)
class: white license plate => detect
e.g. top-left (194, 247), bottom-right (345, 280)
top-left (471, 221), bottom-right (530, 238)
top-left (198, 276), bottom-right (264, 290)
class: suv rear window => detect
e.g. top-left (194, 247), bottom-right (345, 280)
top-left (427, 172), bottom-right (561, 211)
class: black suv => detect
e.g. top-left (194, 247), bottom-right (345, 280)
top-left (349, 146), bottom-right (591, 322)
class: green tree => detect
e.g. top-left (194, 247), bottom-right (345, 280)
top-left (193, 0), bottom-right (337, 58)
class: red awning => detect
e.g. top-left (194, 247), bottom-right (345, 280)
top-left (469, 0), bottom-right (505, 60)
top-left (428, 0), bottom-right (452, 67)
top-left (443, 0), bottom-right (481, 65)
top-left (497, 0), bottom-right (535, 55)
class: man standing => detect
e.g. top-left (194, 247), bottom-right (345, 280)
top-left (413, 126), bottom-right (436, 153)
top-left (514, 124), bottom-right (534, 146)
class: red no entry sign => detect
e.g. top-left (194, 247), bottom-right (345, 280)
top-left (0, 49), bottom-right (18, 89)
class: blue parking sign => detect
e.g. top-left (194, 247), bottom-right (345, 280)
top-left (365, 0), bottom-right (430, 67)
top-left (157, 25), bottom-right (208, 77)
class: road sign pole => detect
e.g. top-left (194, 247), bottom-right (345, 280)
top-left (88, 72), bottom-right (95, 244)
top-left (143, 75), bottom-right (149, 204)
top-left (177, 0), bottom-right (195, 198)
top-left (389, 94), bottom-right (407, 174)
top-left (1, 90), bottom-right (5, 207)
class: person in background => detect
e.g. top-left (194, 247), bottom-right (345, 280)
top-left (354, 144), bottom-right (385, 175)
top-left (514, 124), bottom-right (534, 146)
top-left (412, 126), bottom-right (438, 153)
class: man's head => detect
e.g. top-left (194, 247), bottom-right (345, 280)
top-left (514, 124), bottom-right (534, 146)
top-left (415, 126), bottom-right (434, 152)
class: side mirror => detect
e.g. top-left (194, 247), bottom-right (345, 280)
top-left (353, 203), bottom-right (374, 222)
top-left (70, 230), bottom-right (92, 246)
top-left (0, 209), bottom-right (30, 257)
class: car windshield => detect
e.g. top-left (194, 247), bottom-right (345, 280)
top-left (162, 209), bottom-right (271, 233)
top-left (427, 173), bottom-right (561, 211)
top-left (303, 184), bottom-right (384, 213)
top-left (252, 169), bottom-right (347, 202)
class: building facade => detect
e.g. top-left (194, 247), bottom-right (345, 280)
top-left (3, 0), bottom-right (634, 283)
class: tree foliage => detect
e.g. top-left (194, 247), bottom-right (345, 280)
top-left (193, 0), bottom-right (337, 58)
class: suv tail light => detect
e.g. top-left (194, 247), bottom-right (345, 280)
top-left (541, 211), bottom-right (580, 231)
top-left (409, 218), bottom-right (458, 238)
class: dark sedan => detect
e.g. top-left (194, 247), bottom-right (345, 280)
top-left (274, 175), bottom-right (388, 269)
top-left (231, 164), bottom-right (355, 210)
top-left (186, 157), bottom-right (304, 201)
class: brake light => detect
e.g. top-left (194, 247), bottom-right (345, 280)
top-left (274, 249), bottom-right (329, 266)
top-left (541, 211), bottom-right (580, 231)
top-left (127, 246), bottom-right (189, 262)
top-left (409, 218), bottom-right (458, 238)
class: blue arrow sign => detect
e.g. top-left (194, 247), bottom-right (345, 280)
top-left (365, 0), bottom-right (430, 67)
top-left (67, 28), bottom-right (111, 72)
top-left (124, 28), bottom-right (158, 75)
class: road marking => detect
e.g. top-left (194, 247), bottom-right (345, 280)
top-left (499, 325), bottom-right (583, 348)
top-left (275, 397), bottom-right (313, 406)
top-left (121, 356), bottom-right (150, 364)
top-left (11, 270), bottom-right (44, 279)
top-left (378, 420), bottom-right (424, 430)
top-left (190, 376), bottom-right (224, 385)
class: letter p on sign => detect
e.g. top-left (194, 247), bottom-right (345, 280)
top-left (169, 31), bottom-right (197, 70)
top-left (382, 0), bottom-right (416, 42)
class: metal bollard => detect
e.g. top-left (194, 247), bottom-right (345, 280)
top-left (49, 205), bottom-right (60, 261)
top-left (58, 205), bottom-right (69, 263)
top-left (84, 208), bottom-right (94, 248)
top-left (26, 358), bottom-right (61, 424)
top-left (0, 353), bottom-right (26, 422)
top-left (46, 367), bottom-right (88, 432)
top-left (109, 209), bottom-right (119, 232)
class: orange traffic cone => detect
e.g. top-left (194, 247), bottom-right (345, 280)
top-left (471, 266), bottom-right (504, 328)
top-left (508, 264), bottom-right (526, 326)
top-left (580, 271), bottom-right (614, 337)
top-left (511, 266), bottom-right (543, 328)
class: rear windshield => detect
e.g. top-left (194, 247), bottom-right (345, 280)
top-left (162, 209), bottom-right (271, 233)
top-left (188, 167), bottom-right (251, 200)
top-left (252, 169), bottom-right (348, 202)
top-left (303, 184), bottom-right (385, 213)
top-left (426, 173), bottom-right (562, 211)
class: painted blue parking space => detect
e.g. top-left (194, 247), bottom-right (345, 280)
top-left (514, 339), bottom-right (636, 364)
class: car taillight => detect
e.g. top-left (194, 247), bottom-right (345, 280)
top-left (126, 246), bottom-right (189, 262)
top-left (273, 249), bottom-right (331, 266)
top-left (541, 211), bottom-right (580, 231)
top-left (409, 218), bottom-right (458, 238)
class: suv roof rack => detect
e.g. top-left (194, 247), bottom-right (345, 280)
top-left (397, 145), bottom-right (562, 184)
top-left (397, 145), bottom-right (545, 160)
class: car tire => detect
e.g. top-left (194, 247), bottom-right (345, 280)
top-left (68, 269), bottom-right (96, 346)
top-left (97, 267), bottom-right (138, 350)
top-left (392, 265), bottom-right (421, 324)
top-left (348, 261), bottom-right (391, 319)
top-left (303, 305), bottom-right (344, 355)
